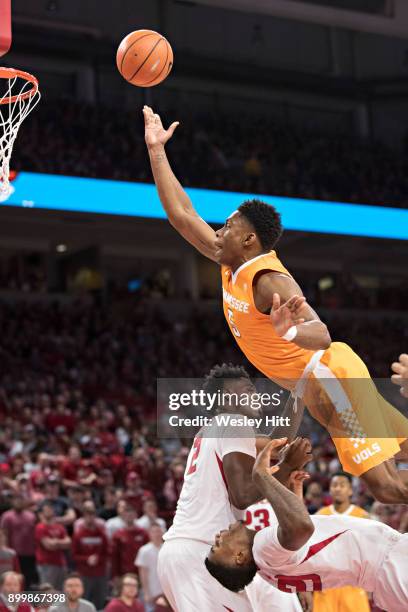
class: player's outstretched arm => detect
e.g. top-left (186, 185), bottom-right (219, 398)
top-left (255, 272), bottom-right (331, 350)
top-left (252, 440), bottom-right (314, 551)
top-left (143, 106), bottom-right (218, 262)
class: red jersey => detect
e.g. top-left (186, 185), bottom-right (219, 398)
top-left (111, 527), bottom-right (148, 577)
top-left (104, 598), bottom-right (144, 612)
top-left (34, 522), bottom-right (68, 566)
top-left (72, 525), bottom-right (109, 577)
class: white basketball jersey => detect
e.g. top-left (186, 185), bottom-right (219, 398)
top-left (253, 514), bottom-right (402, 593)
top-left (164, 419), bottom-right (256, 544)
top-left (246, 500), bottom-right (276, 532)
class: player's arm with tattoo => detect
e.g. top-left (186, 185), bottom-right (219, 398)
top-left (143, 105), bottom-right (217, 261)
top-left (252, 440), bottom-right (314, 550)
top-left (254, 272), bottom-right (331, 350)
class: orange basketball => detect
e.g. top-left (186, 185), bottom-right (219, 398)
top-left (116, 29), bottom-right (173, 87)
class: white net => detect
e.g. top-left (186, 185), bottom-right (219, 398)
top-left (0, 69), bottom-right (40, 199)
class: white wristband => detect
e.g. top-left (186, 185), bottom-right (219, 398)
top-left (282, 326), bottom-right (298, 342)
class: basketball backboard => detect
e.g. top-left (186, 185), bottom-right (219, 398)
top-left (0, 0), bottom-right (11, 58)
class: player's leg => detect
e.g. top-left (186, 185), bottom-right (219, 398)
top-left (360, 458), bottom-right (408, 504)
top-left (158, 539), bottom-right (252, 612)
top-left (306, 343), bottom-right (408, 502)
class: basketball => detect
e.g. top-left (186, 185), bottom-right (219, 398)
top-left (116, 29), bottom-right (173, 87)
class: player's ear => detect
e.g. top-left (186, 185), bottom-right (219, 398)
top-left (235, 548), bottom-right (250, 566)
top-left (243, 232), bottom-right (256, 247)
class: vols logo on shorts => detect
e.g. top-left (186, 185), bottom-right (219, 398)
top-left (352, 442), bottom-right (382, 465)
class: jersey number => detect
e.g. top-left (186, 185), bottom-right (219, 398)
top-left (245, 508), bottom-right (270, 531)
top-left (227, 308), bottom-right (241, 337)
top-left (186, 437), bottom-right (202, 476)
top-left (276, 573), bottom-right (322, 593)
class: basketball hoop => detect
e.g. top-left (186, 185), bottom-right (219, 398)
top-left (0, 67), bottom-right (40, 198)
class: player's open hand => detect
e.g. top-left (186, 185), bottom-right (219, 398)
top-left (252, 438), bottom-right (287, 481)
top-left (270, 293), bottom-right (306, 338)
top-left (280, 437), bottom-right (312, 470)
top-left (143, 105), bottom-right (179, 148)
top-left (391, 354), bottom-right (408, 398)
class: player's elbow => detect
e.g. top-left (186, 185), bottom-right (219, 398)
top-left (320, 325), bottom-right (331, 350)
top-left (282, 520), bottom-right (314, 550)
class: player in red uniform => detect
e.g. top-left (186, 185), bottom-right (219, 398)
top-left (143, 105), bottom-right (408, 504)
top-left (205, 440), bottom-right (408, 612)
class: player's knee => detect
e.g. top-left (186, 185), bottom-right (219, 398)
top-left (370, 479), bottom-right (408, 504)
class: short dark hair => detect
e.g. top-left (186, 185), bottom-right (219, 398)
top-left (203, 364), bottom-right (250, 396)
top-left (238, 199), bottom-right (283, 251)
top-left (64, 572), bottom-right (83, 584)
top-left (118, 573), bottom-right (139, 595)
top-left (331, 471), bottom-right (353, 485)
top-left (204, 557), bottom-right (257, 592)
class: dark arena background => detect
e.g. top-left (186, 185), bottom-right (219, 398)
top-left (0, 1), bottom-right (407, 611)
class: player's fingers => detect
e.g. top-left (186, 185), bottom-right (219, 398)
top-left (264, 438), bottom-right (287, 462)
top-left (272, 293), bottom-right (280, 311)
top-left (293, 297), bottom-right (306, 312)
top-left (391, 363), bottom-right (403, 381)
top-left (293, 318), bottom-right (305, 325)
top-left (167, 121), bottom-right (180, 136)
top-left (399, 353), bottom-right (408, 365)
top-left (268, 465), bottom-right (280, 476)
top-left (284, 295), bottom-right (300, 309)
top-left (391, 363), bottom-right (403, 375)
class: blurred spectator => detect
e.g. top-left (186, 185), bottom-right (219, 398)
top-left (123, 474), bottom-right (153, 516)
top-left (135, 502), bottom-right (165, 533)
top-left (0, 495), bottom-right (37, 588)
top-left (98, 488), bottom-right (119, 522)
top-left (135, 525), bottom-right (164, 612)
top-left (111, 506), bottom-right (148, 581)
top-left (49, 574), bottom-right (96, 612)
top-left (71, 502), bottom-right (109, 610)
top-left (105, 502), bottom-right (131, 541)
top-left (42, 478), bottom-right (76, 528)
top-left (74, 503), bottom-right (105, 536)
top-left (304, 481), bottom-right (324, 515)
top-left (103, 574), bottom-right (144, 612)
top-left (36, 584), bottom-right (58, 612)
top-left (0, 528), bottom-right (20, 574)
top-left (35, 501), bottom-right (71, 590)
top-left (0, 572), bottom-right (30, 612)
top-left (162, 463), bottom-right (184, 513)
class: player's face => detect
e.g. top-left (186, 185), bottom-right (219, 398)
top-left (215, 212), bottom-right (254, 266)
top-left (208, 521), bottom-right (251, 566)
top-left (330, 476), bottom-right (352, 504)
top-left (224, 377), bottom-right (262, 418)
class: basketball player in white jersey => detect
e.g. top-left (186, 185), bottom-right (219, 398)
top-left (206, 440), bottom-right (408, 612)
top-left (158, 364), bottom-right (310, 611)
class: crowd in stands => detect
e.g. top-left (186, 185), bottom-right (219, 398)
top-left (12, 100), bottom-right (408, 208)
top-left (0, 294), bottom-right (407, 610)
